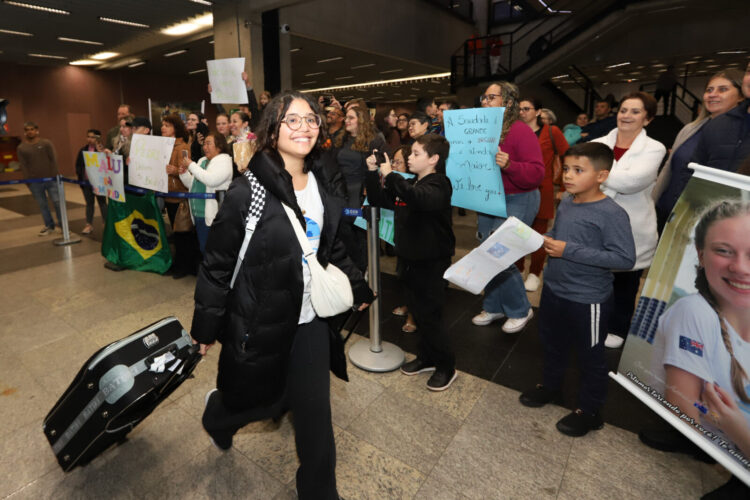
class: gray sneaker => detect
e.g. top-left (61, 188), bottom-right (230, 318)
top-left (38, 226), bottom-right (53, 236)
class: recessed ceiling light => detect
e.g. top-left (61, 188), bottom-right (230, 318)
top-left (208, 40), bottom-right (214, 44)
top-left (98, 16), bottom-right (149, 28)
top-left (189, 68), bottom-right (206, 74)
top-left (164, 49), bottom-right (188, 57)
top-left (410, 87), bottom-right (420, 91)
top-left (717, 50), bottom-right (746, 55)
top-left (376, 91), bottom-right (385, 94)
top-left (70, 59), bottom-right (100, 66)
top-left (163, 23), bottom-right (199, 35)
top-left (606, 62), bottom-right (630, 69)
top-left (380, 69), bottom-right (403, 74)
top-left (58, 36), bottom-right (102, 45)
top-left (351, 63), bottom-right (375, 69)
top-left (305, 71), bottom-right (325, 76)
top-left (189, 0), bottom-right (212, 5)
top-left (0, 28), bottom-right (33, 36)
top-left (128, 61), bottom-right (146, 68)
top-left (551, 74), bottom-right (569, 79)
top-left (317, 56), bottom-right (343, 63)
top-left (335, 76), bottom-right (354, 80)
top-left (3, 1), bottom-right (69, 15)
top-left (91, 52), bottom-right (119, 60)
top-left (29, 53), bottom-right (66, 59)
top-left (194, 13), bottom-right (212, 26)
top-left (290, 48), bottom-right (301, 53)
top-left (300, 81), bottom-right (316, 85)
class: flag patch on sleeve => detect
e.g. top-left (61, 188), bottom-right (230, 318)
top-left (679, 336), bottom-right (704, 357)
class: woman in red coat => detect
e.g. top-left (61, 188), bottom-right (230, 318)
top-left (517, 98), bottom-right (569, 292)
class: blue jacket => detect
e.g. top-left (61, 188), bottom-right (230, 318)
top-left (691, 99), bottom-right (750, 172)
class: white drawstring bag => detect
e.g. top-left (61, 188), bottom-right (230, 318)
top-left (282, 203), bottom-right (354, 317)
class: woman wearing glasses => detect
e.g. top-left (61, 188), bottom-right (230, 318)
top-left (472, 82), bottom-right (545, 333)
top-left (191, 92), bottom-right (372, 499)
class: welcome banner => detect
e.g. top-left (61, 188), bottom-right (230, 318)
top-left (613, 164), bottom-right (750, 484)
top-left (82, 151), bottom-right (126, 202)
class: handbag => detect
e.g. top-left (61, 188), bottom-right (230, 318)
top-left (172, 200), bottom-right (194, 232)
top-left (281, 203), bottom-right (354, 318)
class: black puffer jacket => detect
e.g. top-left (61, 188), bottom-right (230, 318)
top-left (190, 150), bottom-right (371, 409)
top-left (692, 98), bottom-right (750, 173)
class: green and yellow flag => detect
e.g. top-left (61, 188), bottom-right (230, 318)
top-left (102, 192), bottom-right (172, 273)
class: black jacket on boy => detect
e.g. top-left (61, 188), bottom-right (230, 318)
top-left (365, 170), bottom-right (455, 261)
top-left (190, 150), bottom-right (372, 410)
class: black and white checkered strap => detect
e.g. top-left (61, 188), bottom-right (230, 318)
top-left (230, 170), bottom-right (267, 289)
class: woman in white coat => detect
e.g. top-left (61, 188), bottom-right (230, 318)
top-left (179, 132), bottom-right (233, 253)
top-left (593, 91), bottom-right (666, 349)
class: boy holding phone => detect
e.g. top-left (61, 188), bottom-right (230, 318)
top-left (365, 134), bottom-right (457, 391)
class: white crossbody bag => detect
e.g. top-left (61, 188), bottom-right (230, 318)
top-left (281, 203), bottom-right (354, 318)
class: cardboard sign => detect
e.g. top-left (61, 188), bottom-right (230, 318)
top-left (206, 58), bottom-right (248, 104)
top-left (443, 107), bottom-right (507, 217)
top-left (82, 151), bottom-right (126, 202)
top-left (128, 134), bottom-right (174, 193)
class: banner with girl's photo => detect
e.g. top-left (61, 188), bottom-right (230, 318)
top-left (613, 164), bottom-right (750, 484)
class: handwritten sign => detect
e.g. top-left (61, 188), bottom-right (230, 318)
top-left (444, 107), bottom-right (506, 217)
top-left (128, 134), bottom-right (174, 193)
top-left (82, 151), bottom-right (126, 202)
top-left (206, 58), bottom-right (248, 104)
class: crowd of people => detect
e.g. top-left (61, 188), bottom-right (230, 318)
top-left (14, 61), bottom-right (750, 499)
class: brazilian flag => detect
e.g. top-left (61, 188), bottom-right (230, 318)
top-left (102, 192), bottom-right (172, 273)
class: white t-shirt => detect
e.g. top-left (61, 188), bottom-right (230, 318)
top-left (294, 171), bottom-right (324, 324)
top-left (651, 294), bottom-right (750, 428)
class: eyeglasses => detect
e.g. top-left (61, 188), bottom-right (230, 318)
top-left (519, 107), bottom-right (534, 112)
top-left (479, 94), bottom-right (501, 103)
top-left (281, 113), bottom-right (322, 130)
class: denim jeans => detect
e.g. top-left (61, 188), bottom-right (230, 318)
top-left (477, 189), bottom-right (540, 318)
top-left (195, 216), bottom-right (209, 254)
top-left (28, 180), bottom-right (62, 229)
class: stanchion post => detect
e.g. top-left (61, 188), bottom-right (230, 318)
top-left (53, 175), bottom-right (82, 247)
top-left (348, 205), bottom-right (404, 372)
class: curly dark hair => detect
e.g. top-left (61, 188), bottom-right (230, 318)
top-left (161, 114), bottom-right (189, 142)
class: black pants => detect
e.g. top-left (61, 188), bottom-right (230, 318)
top-left (202, 318), bottom-right (338, 500)
top-left (608, 269), bottom-right (644, 338)
top-left (80, 185), bottom-right (107, 224)
top-left (539, 285), bottom-right (613, 413)
top-left (165, 202), bottom-right (201, 274)
top-left (402, 257), bottom-right (455, 372)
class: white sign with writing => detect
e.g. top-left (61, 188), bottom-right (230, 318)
top-left (207, 57), bottom-right (248, 104)
top-left (128, 134), bottom-right (174, 193)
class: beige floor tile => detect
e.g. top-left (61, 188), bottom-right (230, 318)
top-left (347, 390), bottom-right (462, 475)
top-left (233, 414), bottom-right (300, 486)
top-left (344, 333), bottom-right (405, 389)
top-left (0, 419), bottom-right (61, 498)
top-left (330, 369), bottom-right (386, 429)
top-left (700, 462), bottom-right (733, 495)
top-left (565, 424), bottom-right (703, 499)
top-left (18, 332), bottom-right (101, 381)
top-left (0, 363), bottom-right (51, 435)
top-left (414, 474), bottom-right (471, 500)
top-left (430, 424), bottom-right (565, 499)
top-left (556, 468), bottom-right (634, 500)
top-left (463, 383), bottom-right (573, 461)
top-left (334, 426), bottom-right (425, 500)
top-left (141, 447), bottom-right (285, 500)
top-left (388, 366), bottom-right (488, 421)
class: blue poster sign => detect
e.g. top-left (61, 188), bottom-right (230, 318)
top-left (443, 107), bottom-right (506, 218)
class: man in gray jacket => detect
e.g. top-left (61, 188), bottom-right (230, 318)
top-left (16, 121), bottom-right (61, 235)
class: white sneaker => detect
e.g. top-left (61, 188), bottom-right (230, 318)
top-left (524, 274), bottom-right (541, 292)
top-left (472, 310), bottom-right (505, 326)
top-left (502, 309), bottom-right (534, 333)
top-left (605, 334), bottom-right (625, 349)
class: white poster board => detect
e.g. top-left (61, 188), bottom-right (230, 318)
top-left (128, 134), bottom-right (174, 193)
top-left (444, 216), bottom-right (543, 294)
top-left (82, 151), bottom-right (126, 202)
top-left (206, 57), bottom-right (248, 104)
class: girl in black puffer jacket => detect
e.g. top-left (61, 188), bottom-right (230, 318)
top-left (190, 92), bottom-right (372, 500)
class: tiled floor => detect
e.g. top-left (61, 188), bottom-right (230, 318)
top-left (0, 182), bottom-right (733, 499)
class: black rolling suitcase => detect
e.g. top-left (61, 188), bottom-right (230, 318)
top-left (43, 316), bottom-right (201, 472)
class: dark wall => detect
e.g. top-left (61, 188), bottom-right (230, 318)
top-left (1, 63), bottom-right (216, 176)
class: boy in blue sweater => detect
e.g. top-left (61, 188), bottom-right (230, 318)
top-left (520, 142), bottom-right (636, 436)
